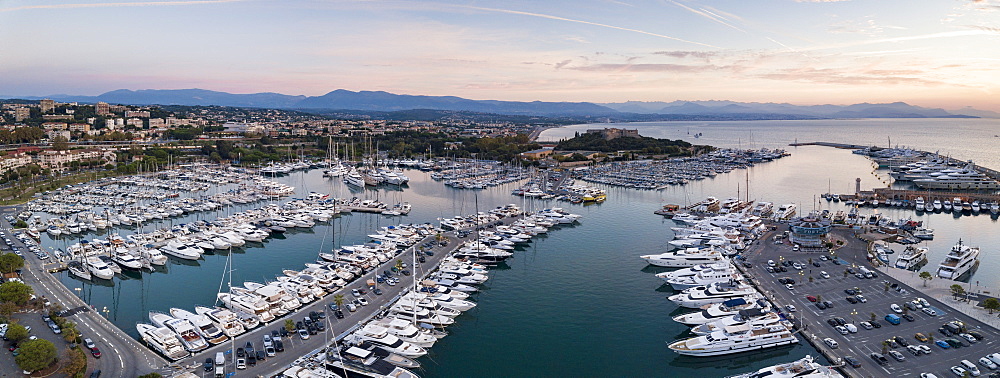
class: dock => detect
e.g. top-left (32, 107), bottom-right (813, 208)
top-left (788, 141), bottom-right (869, 149)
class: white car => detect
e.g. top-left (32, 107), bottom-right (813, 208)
top-left (823, 338), bottom-right (838, 349)
top-left (890, 304), bottom-right (903, 313)
top-left (920, 374), bottom-right (938, 378)
top-left (785, 283), bottom-right (794, 290)
top-left (921, 307), bottom-right (938, 316)
top-left (917, 345), bottom-right (931, 354)
top-left (820, 271), bottom-right (830, 279)
top-left (860, 321), bottom-right (873, 330)
top-left (960, 333), bottom-right (978, 344)
top-left (952, 366), bottom-right (968, 377)
top-left (979, 357), bottom-right (998, 370)
top-left (351, 289), bottom-right (361, 297)
top-left (357, 297), bottom-right (369, 306)
top-left (844, 323), bottom-right (858, 333)
top-left (785, 304), bottom-right (797, 312)
top-left (988, 353), bottom-right (1000, 366)
top-left (835, 326), bottom-right (848, 335)
top-left (962, 360), bottom-right (982, 377)
top-left (917, 298), bottom-right (930, 307)
top-left (856, 295), bottom-right (867, 303)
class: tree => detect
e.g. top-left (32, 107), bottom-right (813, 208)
top-left (0, 301), bottom-right (18, 317)
top-left (51, 136), bottom-right (70, 151)
top-left (5, 323), bottom-right (28, 342)
top-left (843, 270), bottom-right (850, 278)
top-left (881, 340), bottom-right (888, 354)
top-left (919, 271), bottom-right (933, 287)
top-left (13, 220), bottom-right (27, 229)
top-left (927, 333), bottom-right (934, 342)
top-left (984, 298), bottom-right (1000, 314)
top-left (61, 346), bottom-right (87, 377)
top-left (284, 319), bottom-right (295, 332)
top-left (333, 294), bottom-right (346, 310)
top-left (951, 284), bottom-right (967, 300)
top-left (809, 276), bottom-right (814, 283)
top-left (870, 312), bottom-right (877, 321)
top-left (885, 281), bottom-right (891, 292)
top-left (0, 281), bottom-right (33, 305)
top-left (138, 374), bottom-right (163, 378)
top-left (815, 295), bottom-right (822, 303)
top-left (0, 253), bottom-right (24, 273)
top-left (15, 338), bottom-right (57, 372)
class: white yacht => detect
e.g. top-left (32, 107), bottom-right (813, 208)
top-left (194, 306), bottom-right (246, 337)
top-left (149, 311), bottom-right (209, 352)
top-left (772, 204), bottom-right (797, 221)
top-left (370, 317), bottom-right (438, 348)
top-left (932, 199), bottom-right (943, 211)
top-left (159, 242), bottom-right (202, 260)
top-left (668, 282), bottom-right (760, 308)
top-left (67, 261), bottom-right (92, 280)
top-left (350, 324), bottom-right (428, 357)
top-left (86, 256), bottom-right (116, 280)
top-left (111, 250), bottom-right (144, 270)
top-left (673, 297), bottom-right (769, 326)
top-left (894, 246), bottom-right (928, 270)
top-left (217, 292), bottom-right (275, 323)
top-left (726, 355), bottom-right (843, 378)
top-left (664, 264), bottom-right (739, 291)
top-left (344, 168), bottom-right (366, 187)
top-left (692, 310), bottom-right (790, 336)
top-left (936, 239), bottom-right (980, 280)
top-left (136, 323), bottom-right (189, 361)
top-left (915, 197), bottom-right (926, 211)
top-left (640, 247), bottom-right (724, 267)
top-left (169, 308), bottom-right (229, 345)
top-left (667, 324), bottom-right (798, 356)
top-left (913, 163), bottom-right (1000, 190)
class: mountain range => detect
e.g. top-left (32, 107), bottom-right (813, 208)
top-left (3, 88), bottom-right (994, 119)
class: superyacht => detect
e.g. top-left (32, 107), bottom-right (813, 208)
top-left (667, 324), bottom-right (798, 356)
top-left (726, 355), bottom-right (843, 378)
top-left (894, 246), bottom-right (928, 270)
top-left (640, 247), bottom-right (725, 267)
top-left (936, 239), bottom-right (980, 280)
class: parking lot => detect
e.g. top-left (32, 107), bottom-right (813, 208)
top-left (747, 227), bottom-right (1000, 378)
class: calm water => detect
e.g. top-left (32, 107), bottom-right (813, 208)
top-left (36, 118), bottom-right (1000, 377)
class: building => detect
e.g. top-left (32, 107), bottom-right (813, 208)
top-left (520, 147), bottom-right (554, 160)
top-left (39, 99), bottom-right (55, 113)
top-left (96, 102), bottom-right (110, 116)
top-left (68, 123), bottom-right (91, 133)
top-left (148, 118), bottom-right (165, 129)
top-left (125, 110), bottom-right (150, 118)
top-left (36, 149), bottom-right (116, 171)
top-left (585, 128), bottom-right (640, 140)
top-left (0, 153), bottom-right (33, 174)
top-left (14, 107), bottom-right (29, 122)
top-left (126, 118), bottom-right (143, 127)
top-left (46, 130), bottom-right (71, 141)
top-left (41, 122), bottom-right (68, 130)
top-left (788, 214), bottom-right (832, 248)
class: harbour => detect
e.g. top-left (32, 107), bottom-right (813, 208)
top-left (5, 118), bottom-right (1000, 377)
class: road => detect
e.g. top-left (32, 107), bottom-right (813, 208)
top-left (742, 226), bottom-right (1000, 378)
top-left (183, 215), bottom-right (515, 377)
top-left (0, 206), bottom-right (169, 377)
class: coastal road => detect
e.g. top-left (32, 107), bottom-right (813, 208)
top-left (0, 206), bottom-right (169, 377)
top-left (743, 226), bottom-right (1000, 378)
top-left (183, 216), bottom-right (514, 377)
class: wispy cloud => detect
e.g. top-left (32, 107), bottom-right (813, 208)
top-left (567, 63), bottom-right (725, 73)
top-left (800, 30), bottom-right (994, 51)
top-left (455, 4), bottom-right (720, 48)
top-left (667, 0), bottom-right (746, 33)
top-left (0, 0), bottom-right (242, 12)
top-left (965, 25), bottom-right (1000, 33)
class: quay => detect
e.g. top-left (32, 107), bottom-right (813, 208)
top-left (181, 212), bottom-right (524, 377)
top-left (788, 142), bottom-right (870, 149)
top-left (738, 225), bottom-right (1000, 378)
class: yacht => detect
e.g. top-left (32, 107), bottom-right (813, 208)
top-left (914, 197), bottom-right (926, 211)
top-left (668, 324), bottom-right (798, 356)
top-left (217, 292), bottom-right (275, 323)
top-left (169, 308), bottom-right (229, 345)
top-left (726, 355), bottom-right (843, 378)
top-left (160, 242), bottom-right (202, 260)
top-left (194, 306), bottom-right (246, 337)
top-left (135, 323), bottom-right (189, 361)
top-left (894, 246), bottom-right (928, 270)
top-left (370, 318), bottom-right (438, 348)
top-left (86, 256), bottom-right (116, 280)
top-left (67, 261), bottom-right (92, 280)
top-left (771, 204), bottom-right (797, 221)
top-left (149, 311), bottom-right (209, 352)
top-left (932, 199), bottom-right (943, 211)
top-left (111, 250), bottom-right (144, 270)
top-left (673, 298), bottom-right (770, 326)
top-left (913, 163), bottom-right (1000, 190)
top-left (664, 264), bottom-right (739, 291)
top-left (640, 247), bottom-right (724, 267)
top-left (912, 227), bottom-right (934, 240)
top-left (668, 282), bottom-right (760, 308)
top-left (656, 261), bottom-right (730, 282)
top-left (344, 168), bottom-right (366, 187)
top-left (691, 310), bottom-right (790, 336)
top-left (936, 239), bottom-right (980, 280)
top-left (350, 324), bottom-right (428, 357)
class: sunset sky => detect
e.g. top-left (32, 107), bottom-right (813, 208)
top-left (2, 0), bottom-right (998, 110)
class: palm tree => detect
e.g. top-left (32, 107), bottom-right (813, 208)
top-left (870, 312), bottom-right (877, 322)
top-left (884, 281), bottom-right (891, 292)
top-left (881, 341), bottom-right (889, 355)
top-left (395, 259), bottom-right (404, 271)
top-left (284, 319), bottom-right (295, 332)
top-left (333, 294), bottom-right (346, 310)
top-left (919, 271), bottom-right (933, 287)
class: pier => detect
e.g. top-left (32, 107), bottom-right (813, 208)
top-left (788, 141), bottom-right (870, 149)
top-left (872, 188), bottom-right (1000, 203)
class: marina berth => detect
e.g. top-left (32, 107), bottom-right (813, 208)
top-left (217, 292), bottom-right (275, 323)
top-left (168, 308), bottom-right (229, 345)
top-left (369, 317), bottom-right (439, 348)
top-left (690, 310), bottom-right (790, 336)
top-left (663, 262), bottom-right (741, 290)
top-left (148, 311), bottom-right (209, 352)
top-left (894, 245), bottom-right (928, 270)
top-left (194, 306), bottom-right (246, 337)
top-left (349, 324), bottom-right (428, 357)
top-left (667, 324), bottom-right (798, 356)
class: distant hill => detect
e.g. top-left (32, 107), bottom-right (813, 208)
top-left (601, 100), bottom-right (980, 119)
top-left (3, 88), bottom-right (990, 119)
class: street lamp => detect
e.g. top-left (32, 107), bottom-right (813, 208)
top-left (74, 287), bottom-right (82, 299)
top-left (102, 306), bottom-right (109, 318)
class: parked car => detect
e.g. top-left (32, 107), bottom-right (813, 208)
top-left (823, 338), bottom-right (839, 349)
top-left (844, 356), bottom-right (861, 368)
top-left (889, 350), bottom-right (906, 362)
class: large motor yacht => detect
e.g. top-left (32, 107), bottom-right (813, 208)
top-left (894, 246), bottom-right (928, 270)
top-left (936, 239), bottom-right (980, 280)
top-left (668, 324), bottom-right (798, 356)
top-left (673, 298), bottom-right (770, 326)
top-left (640, 247), bottom-right (724, 268)
top-left (194, 306), bottom-right (246, 337)
top-left (691, 310), bottom-right (790, 336)
top-left (149, 311), bottom-right (209, 352)
top-left (664, 263), bottom-right (739, 291)
top-left (169, 308), bottom-right (229, 345)
top-left (726, 355), bottom-right (843, 378)
top-left (668, 282), bottom-right (760, 308)
top-left (135, 323), bottom-right (189, 361)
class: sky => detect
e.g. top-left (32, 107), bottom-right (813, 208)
top-left (1, 0), bottom-right (999, 110)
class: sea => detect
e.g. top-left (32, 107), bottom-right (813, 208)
top-left (36, 118), bottom-right (1000, 377)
